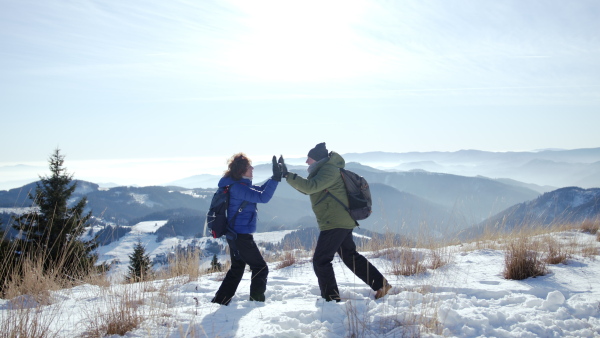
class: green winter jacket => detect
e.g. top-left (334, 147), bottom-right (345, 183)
top-left (285, 152), bottom-right (356, 231)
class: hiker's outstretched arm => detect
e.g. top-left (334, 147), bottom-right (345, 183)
top-left (232, 179), bottom-right (278, 203)
top-left (286, 166), bottom-right (337, 195)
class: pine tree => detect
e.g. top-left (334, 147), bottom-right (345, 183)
top-left (11, 148), bottom-right (98, 277)
top-left (209, 254), bottom-right (222, 272)
top-left (126, 240), bottom-right (152, 283)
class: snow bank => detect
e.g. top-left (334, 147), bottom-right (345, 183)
top-left (2, 229), bottom-right (599, 337)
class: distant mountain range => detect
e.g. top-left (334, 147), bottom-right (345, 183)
top-left (0, 163), bottom-right (544, 240)
top-left (343, 148), bottom-right (600, 189)
top-left (162, 148), bottom-right (599, 191)
top-left (1, 148), bottom-right (599, 241)
top-left (3, 148), bottom-right (595, 191)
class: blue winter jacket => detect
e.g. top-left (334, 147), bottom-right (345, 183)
top-left (218, 176), bottom-right (278, 234)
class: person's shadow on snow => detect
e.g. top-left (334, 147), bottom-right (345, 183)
top-left (196, 298), bottom-right (264, 337)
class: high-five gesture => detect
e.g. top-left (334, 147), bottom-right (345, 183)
top-left (278, 155), bottom-right (288, 178)
top-left (271, 155), bottom-right (282, 181)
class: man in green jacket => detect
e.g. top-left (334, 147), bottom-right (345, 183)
top-left (280, 142), bottom-right (391, 302)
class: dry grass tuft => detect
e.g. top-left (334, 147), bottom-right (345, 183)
top-left (342, 289), bottom-right (443, 337)
top-left (387, 248), bottom-right (427, 277)
top-left (0, 227), bottom-right (108, 338)
top-left (83, 285), bottom-right (147, 337)
top-left (368, 229), bottom-right (451, 277)
top-left (157, 248), bottom-right (201, 283)
top-left (359, 230), bottom-right (401, 253)
top-left (1, 243), bottom-right (108, 304)
top-left (503, 237), bottom-right (547, 280)
top-left (542, 236), bottom-right (570, 265)
top-left (415, 235), bottom-right (454, 270)
top-left (263, 237), bottom-right (306, 271)
top-left (276, 251), bottom-right (297, 270)
top-left (2, 257), bottom-right (58, 305)
top-left (0, 296), bottom-right (61, 338)
top-left (580, 219), bottom-right (600, 234)
top-left (428, 247), bottom-right (452, 270)
top-left (581, 244), bottom-right (599, 258)
top-left (343, 299), bottom-right (370, 337)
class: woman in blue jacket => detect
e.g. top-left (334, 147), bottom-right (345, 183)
top-left (211, 153), bottom-right (280, 305)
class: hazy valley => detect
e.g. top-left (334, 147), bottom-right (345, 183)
top-left (2, 148), bottom-right (599, 242)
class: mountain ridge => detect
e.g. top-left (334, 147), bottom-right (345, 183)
top-left (459, 187), bottom-right (600, 240)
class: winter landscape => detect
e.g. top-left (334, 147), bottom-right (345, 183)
top-left (1, 146), bottom-right (600, 337)
top-left (3, 0), bottom-right (600, 337)
top-left (2, 144), bottom-right (600, 338)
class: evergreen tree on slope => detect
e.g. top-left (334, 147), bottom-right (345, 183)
top-left (12, 148), bottom-right (98, 277)
top-left (126, 240), bottom-right (152, 283)
top-left (209, 254), bottom-right (222, 273)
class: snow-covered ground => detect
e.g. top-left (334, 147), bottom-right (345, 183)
top-left (93, 221), bottom-right (296, 281)
top-left (1, 223), bottom-right (600, 337)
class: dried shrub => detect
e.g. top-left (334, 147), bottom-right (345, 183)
top-left (83, 286), bottom-right (146, 337)
top-left (1, 233), bottom-right (105, 303)
top-left (503, 237), bottom-right (547, 280)
top-left (2, 257), bottom-right (56, 305)
top-left (388, 248), bottom-right (427, 276)
top-left (359, 230), bottom-right (401, 253)
top-left (428, 247), bottom-right (452, 270)
top-left (276, 251), bottom-right (296, 270)
top-left (543, 236), bottom-right (569, 265)
top-left (0, 295), bottom-right (61, 338)
top-left (580, 219), bottom-right (600, 234)
top-left (581, 245), bottom-right (599, 258)
top-left (158, 248), bottom-right (201, 283)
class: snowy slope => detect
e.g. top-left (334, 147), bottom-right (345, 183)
top-left (1, 225), bottom-right (599, 337)
top-left (94, 221), bottom-right (295, 281)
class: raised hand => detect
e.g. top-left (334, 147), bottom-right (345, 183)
top-left (278, 155), bottom-right (288, 178)
top-left (271, 155), bottom-right (282, 181)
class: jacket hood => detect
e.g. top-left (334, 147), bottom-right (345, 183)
top-left (218, 176), bottom-right (251, 188)
top-left (328, 151), bottom-right (345, 169)
top-left (308, 151), bottom-right (345, 177)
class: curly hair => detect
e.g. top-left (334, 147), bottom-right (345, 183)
top-left (224, 152), bottom-right (252, 180)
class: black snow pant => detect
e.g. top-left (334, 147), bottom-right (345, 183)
top-left (211, 234), bottom-right (268, 305)
top-left (313, 228), bottom-right (385, 302)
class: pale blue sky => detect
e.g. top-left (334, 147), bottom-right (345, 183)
top-left (1, 0), bottom-right (599, 168)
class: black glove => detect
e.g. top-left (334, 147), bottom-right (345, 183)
top-left (278, 155), bottom-right (288, 178)
top-left (271, 155), bottom-right (282, 182)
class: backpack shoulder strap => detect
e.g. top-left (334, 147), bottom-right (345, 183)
top-left (314, 168), bottom-right (349, 210)
top-left (226, 183), bottom-right (249, 236)
top-left (314, 169), bottom-right (359, 226)
top-left (228, 183), bottom-right (249, 213)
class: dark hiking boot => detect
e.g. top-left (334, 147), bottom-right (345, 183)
top-left (375, 280), bottom-right (392, 299)
top-left (325, 294), bottom-right (341, 303)
top-left (249, 293), bottom-right (265, 302)
top-left (211, 296), bottom-right (232, 306)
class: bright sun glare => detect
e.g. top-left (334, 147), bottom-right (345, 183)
top-left (223, 0), bottom-right (381, 82)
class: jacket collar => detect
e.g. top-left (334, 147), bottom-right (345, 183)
top-left (307, 157), bottom-right (328, 174)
